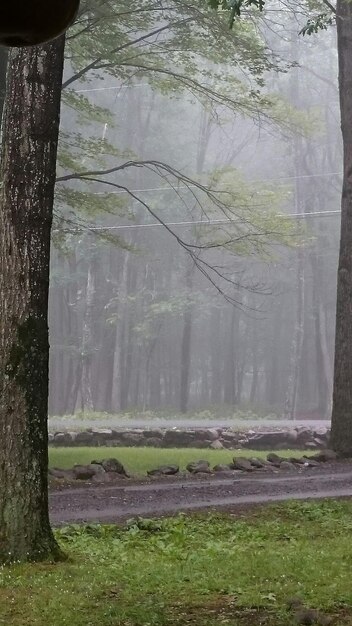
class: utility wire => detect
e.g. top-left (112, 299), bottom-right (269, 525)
top-left (54, 209), bottom-right (341, 234)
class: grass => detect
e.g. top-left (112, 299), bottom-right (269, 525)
top-left (48, 447), bottom-right (306, 476)
top-left (1, 500), bottom-right (352, 625)
top-left (49, 407), bottom-right (280, 423)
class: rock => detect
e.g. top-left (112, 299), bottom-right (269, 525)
top-left (295, 427), bottom-right (314, 445)
top-left (306, 449), bottom-right (337, 463)
top-left (302, 458), bottom-right (320, 468)
top-left (121, 433), bottom-right (144, 446)
top-left (98, 458), bottom-right (128, 475)
top-left (221, 431), bottom-right (239, 442)
top-left (147, 464), bottom-right (179, 476)
top-left (244, 431), bottom-right (287, 449)
top-left (249, 457), bottom-right (266, 469)
top-left (53, 432), bottom-right (74, 445)
top-left (73, 464), bottom-right (103, 480)
top-left (144, 437), bottom-right (162, 447)
top-left (232, 458), bottom-right (253, 472)
top-left (280, 461), bottom-right (297, 471)
top-left (286, 430), bottom-right (299, 444)
top-left (91, 428), bottom-right (114, 439)
top-left (186, 460), bottom-right (211, 474)
top-left (213, 464), bottom-right (232, 472)
top-left (164, 430), bottom-right (197, 447)
top-left (267, 452), bottom-right (283, 465)
top-left (142, 429), bottom-right (164, 439)
top-left (92, 471), bottom-right (120, 484)
top-left (49, 467), bottom-right (75, 480)
top-left (210, 440), bottom-right (224, 450)
top-left (75, 431), bottom-right (94, 445)
top-left (48, 433), bottom-right (54, 443)
top-left (289, 457), bottom-right (307, 465)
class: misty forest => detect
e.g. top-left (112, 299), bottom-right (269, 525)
top-left (48, 0), bottom-right (340, 421)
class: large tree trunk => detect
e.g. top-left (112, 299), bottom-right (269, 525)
top-left (0, 40), bottom-right (65, 562)
top-left (331, 0), bottom-right (352, 455)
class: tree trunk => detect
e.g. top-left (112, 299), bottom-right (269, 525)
top-left (0, 48), bottom-right (7, 124)
top-left (331, 0), bottom-right (352, 454)
top-left (0, 40), bottom-right (65, 562)
top-left (179, 260), bottom-right (195, 413)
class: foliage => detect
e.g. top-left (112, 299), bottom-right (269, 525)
top-left (2, 501), bottom-right (352, 624)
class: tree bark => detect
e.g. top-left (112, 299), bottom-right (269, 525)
top-left (0, 40), bottom-right (65, 562)
top-left (331, 0), bottom-right (352, 454)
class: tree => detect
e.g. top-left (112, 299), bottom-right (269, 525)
top-left (330, 0), bottom-right (352, 454)
top-left (0, 39), bottom-right (65, 563)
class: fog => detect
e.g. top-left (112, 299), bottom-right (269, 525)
top-left (48, 2), bottom-right (341, 420)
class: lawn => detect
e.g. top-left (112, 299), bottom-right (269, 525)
top-left (1, 500), bottom-right (352, 625)
top-left (48, 447), bottom-right (306, 476)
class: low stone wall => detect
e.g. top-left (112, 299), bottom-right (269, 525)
top-left (49, 425), bottom-right (330, 450)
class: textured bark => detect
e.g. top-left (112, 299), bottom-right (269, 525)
top-left (0, 40), bottom-right (65, 562)
top-left (331, 0), bottom-right (352, 455)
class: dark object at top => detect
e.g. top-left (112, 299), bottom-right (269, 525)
top-left (0, 0), bottom-right (80, 47)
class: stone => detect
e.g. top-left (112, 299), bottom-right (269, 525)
top-left (75, 431), bottom-right (94, 444)
top-left (232, 458), bottom-right (253, 472)
top-left (121, 433), bottom-right (144, 446)
top-left (98, 458), bottom-right (128, 475)
top-left (144, 437), bottom-right (162, 447)
top-left (302, 458), bottom-right (320, 468)
top-left (201, 429), bottom-right (220, 442)
top-left (210, 440), bottom-right (223, 450)
top-left (213, 464), bottom-right (232, 472)
top-left (91, 428), bottom-right (114, 439)
top-left (306, 449), bottom-right (337, 463)
top-left (221, 431), bottom-right (239, 441)
top-left (286, 430), bottom-right (298, 444)
top-left (53, 432), bottom-right (73, 445)
top-left (164, 430), bottom-right (197, 447)
top-left (92, 471), bottom-right (120, 484)
top-left (142, 429), bottom-right (164, 439)
top-left (295, 427), bottom-right (314, 445)
top-left (147, 464), bottom-right (179, 476)
top-left (280, 461), bottom-right (297, 471)
top-left (73, 464), bottom-right (102, 480)
top-left (186, 460), bottom-right (211, 474)
top-left (49, 467), bottom-right (75, 480)
top-left (267, 452), bottom-right (283, 465)
top-left (289, 457), bottom-right (306, 465)
top-left (249, 457), bottom-right (266, 469)
top-left (48, 433), bottom-right (54, 443)
top-left (244, 432), bottom-right (287, 449)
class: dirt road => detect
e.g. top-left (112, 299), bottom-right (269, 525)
top-left (50, 462), bottom-right (352, 525)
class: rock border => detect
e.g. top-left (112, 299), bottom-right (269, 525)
top-left (49, 450), bottom-right (337, 483)
top-left (49, 425), bottom-right (330, 451)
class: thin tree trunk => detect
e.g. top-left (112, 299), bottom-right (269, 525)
top-left (80, 253), bottom-right (96, 412)
top-left (331, 0), bottom-right (352, 454)
top-left (0, 40), bottom-right (65, 562)
top-left (179, 260), bottom-right (195, 413)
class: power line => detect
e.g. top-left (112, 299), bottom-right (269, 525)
top-left (55, 209), bottom-right (341, 234)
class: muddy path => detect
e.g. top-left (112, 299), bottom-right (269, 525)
top-left (50, 462), bottom-right (352, 525)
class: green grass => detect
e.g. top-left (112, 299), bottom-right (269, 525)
top-left (48, 447), bottom-right (306, 476)
top-left (1, 500), bottom-right (352, 625)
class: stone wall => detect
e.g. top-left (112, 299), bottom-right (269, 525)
top-left (49, 425), bottom-right (330, 450)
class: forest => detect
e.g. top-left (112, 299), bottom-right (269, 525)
top-left (48, 0), bottom-right (341, 420)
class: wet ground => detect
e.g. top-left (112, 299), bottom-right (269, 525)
top-left (50, 461), bottom-right (352, 525)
